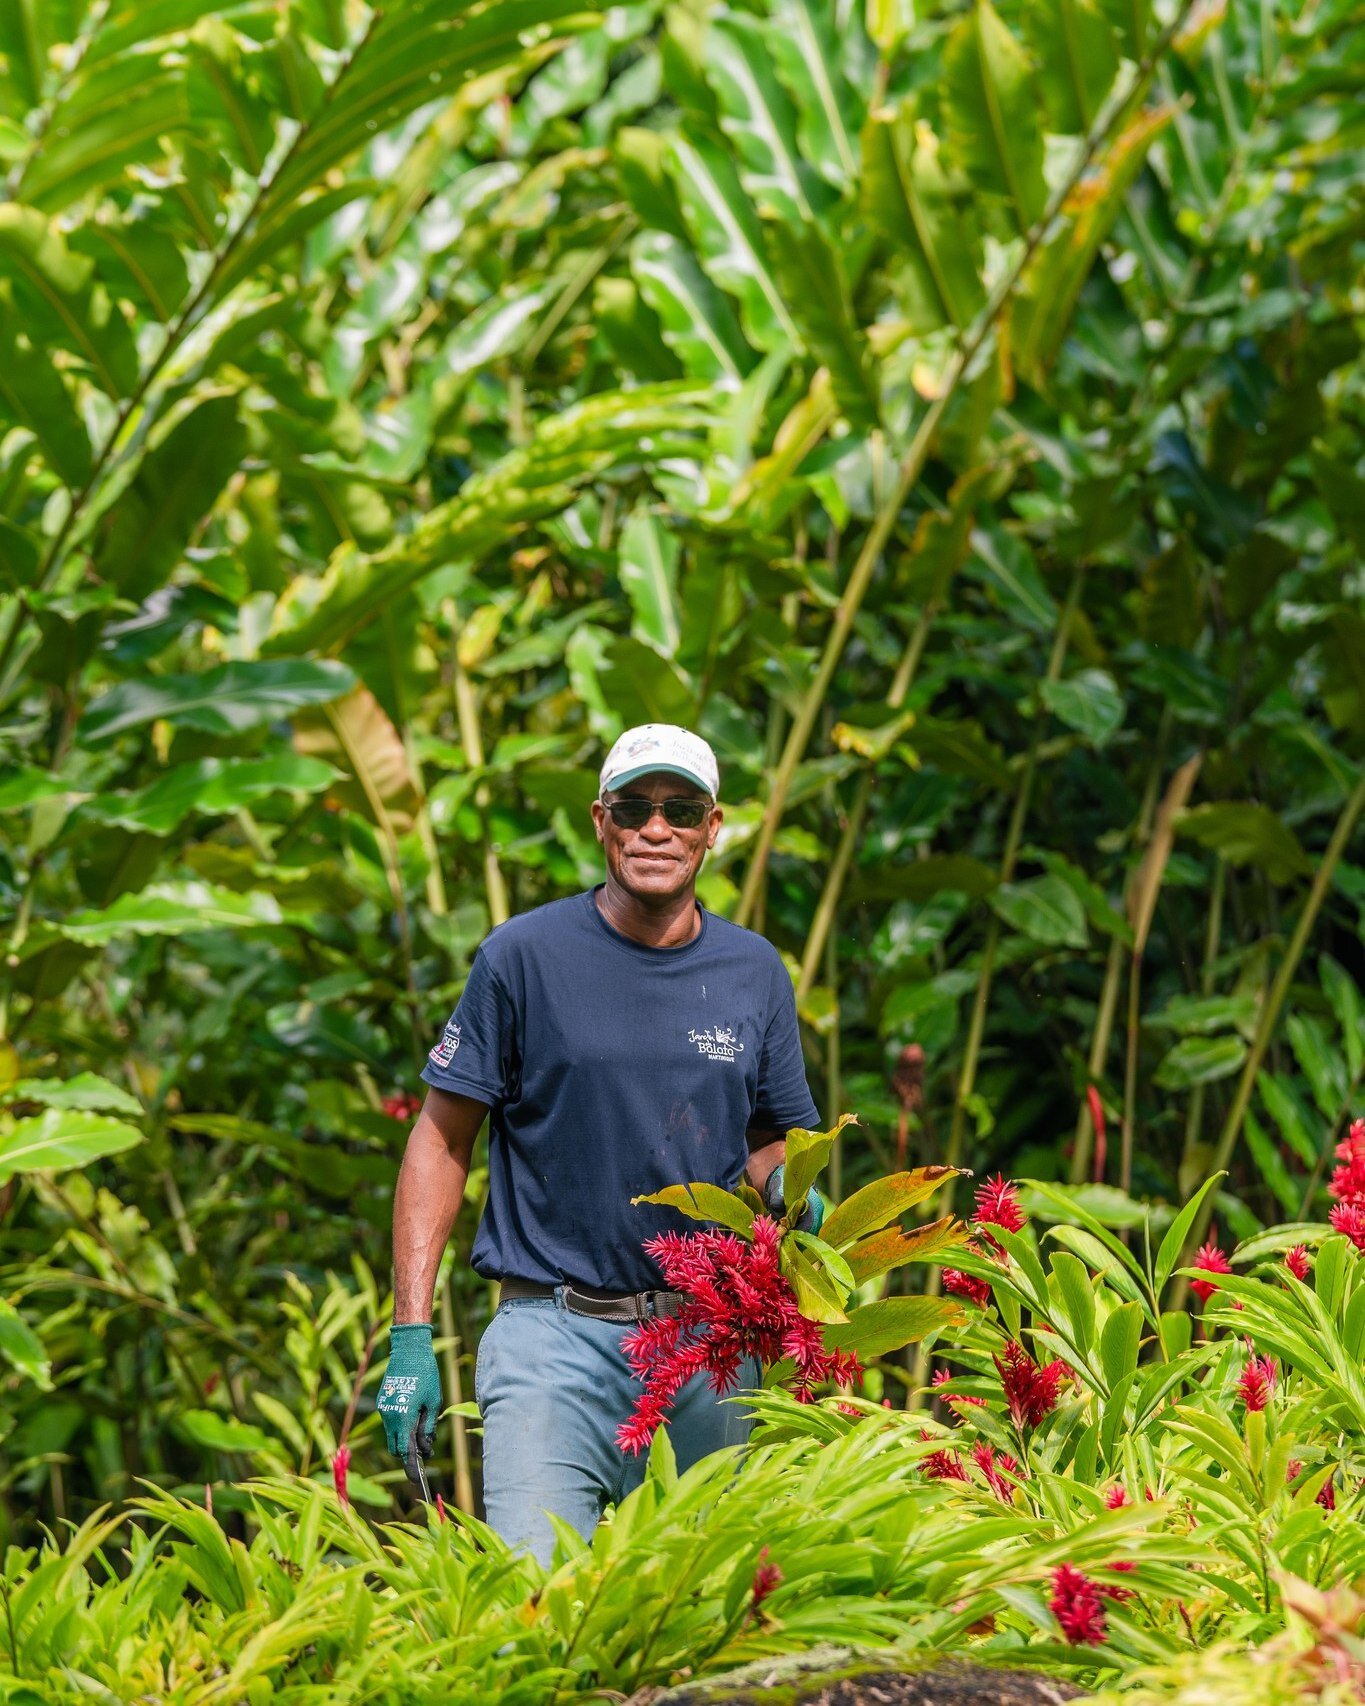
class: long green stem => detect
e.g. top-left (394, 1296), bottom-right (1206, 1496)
top-left (733, 12), bottom-right (1191, 926)
top-left (1171, 771), bottom-right (1365, 1304)
top-left (452, 654), bottom-right (509, 929)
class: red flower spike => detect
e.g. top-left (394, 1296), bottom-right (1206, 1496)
top-left (1099, 1561), bottom-right (1136, 1602)
top-left (1329, 1120), bottom-right (1365, 1202)
top-left (995, 1340), bottom-right (1066, 1429)
top-left (1317, 1476), bottom-right (1336, 1511)
top-left (942, 1268), bottom-right (992, 1306)
top-left (1086, 1086), bottom-right (1107, 1183)
top-left (1190, 1240), bottom-right (1232, 1301)
top-left (1104, 1484), bottom-right (1129, 1509)
top-left (1329, 1201), bottom-right (1365, 1250)
top-left (616, 1216), bottom-right (862, 1452)
top-left (1286, 1459), bottom-right (1303, 1484)
top-left (1284, 1245), bottom-right (1312, 1281)
top-left (381, 1092), bottom-right (422, 1121)
top-left (932, 1369), bottom-right (988, 1415)
top-left (750, 1546), bottom-right (783, 1616)
top-left (332, 1445), bottom-right (351, 1509)
top-left (435, 1492), bottom-right (447, 1523)
top-left (1238, 1353), bottom-right (1277, 1411)
top-left (922, 1444), bottom-right (970, 1483)
top-left (1050, 1564), bottom-right (1109, 1646)
top-left (974, 1174), bottom-right (1026, 1234)
top-left (971, 1440), bottom-right (1019, 1502)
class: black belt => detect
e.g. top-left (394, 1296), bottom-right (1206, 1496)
top-left (499, 1276), bottom-right (687, 1323)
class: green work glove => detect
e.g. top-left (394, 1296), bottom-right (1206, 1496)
top-left (764, 1163), bottom-right (827, 1235)
top-left (376, 1323), bottom-right (443, 1481)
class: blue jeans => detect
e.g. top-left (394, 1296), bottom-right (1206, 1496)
top-left (475, 1289), bottom-right (760, 1567)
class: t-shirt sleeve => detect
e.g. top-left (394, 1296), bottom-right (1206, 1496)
top-left (419, 947), bottom-right (514, 1106)
top-left (750, 956), bottom-right (820, 1133)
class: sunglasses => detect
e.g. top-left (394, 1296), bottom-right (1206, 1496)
top-left (602, 796), bottom-right (712, 830)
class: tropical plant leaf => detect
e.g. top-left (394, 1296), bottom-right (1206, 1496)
top-left (842, 1216), bottom-right (968, 1284)
top-left (81, 661), bottom-right (356, 744)
top-left (820, 1165), bottom-right (966, 1248)
top-left (0, 1110), bottom-right (144, 1181)
top-left (822, 1295), bottom-right (965, 1357)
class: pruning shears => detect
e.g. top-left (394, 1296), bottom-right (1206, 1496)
top-left (404, 1411), bottom-right (437, 1505)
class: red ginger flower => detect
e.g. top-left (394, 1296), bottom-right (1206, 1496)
top-left (971, 1440), bottom-right (1022, 1502)
top-left (1104, 1483), bottom-right (1129, 1509)
top-left (933, 1368), bottom-right (988, 1414)
top-left (1317, 1476), bottom-right (1336, 1511)
top-left (995, 1339), bottom-right (1066, 1429)
top-left (1050, 1564), bottom-right (1109, 1645)
top-left (1238, 1353), bottom-right (1277, 1411)
top-left (1329, 1201), bottom-right (1365, 1251)
top-left (1284, 1245), bottom-right (1312, 1281)
top-left (942, 1268), bottom-right (992, 1306)
top-left (1328, 1119), bottom-right (1365, 1203)
top-left (749, 1547), bottom-right (783, 1617)
top-left (919, 1430), bottom-right (970, 1483)
top-left (974, 1174), bottom-right (1026, 1234)
top-left (616, 1217), bottom-right (861, 1454)
top-left (1191, 1240), bottom-right (1232, 1301)
top-left (381, 1092), bottom-right (422, 1121)
top-left (332, 1444), bottom-right (351, 1509)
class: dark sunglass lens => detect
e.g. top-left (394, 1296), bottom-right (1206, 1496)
top-left (663, 799), bottom-right (708, 827)
top-left (609, 799), bottom-right (653, 828)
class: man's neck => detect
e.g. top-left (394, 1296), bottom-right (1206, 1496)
top-left (595, 879), bottom-right (700, 948)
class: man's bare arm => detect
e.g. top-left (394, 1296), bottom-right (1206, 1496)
top-left (392, 1086), bottom-right (489, 1324)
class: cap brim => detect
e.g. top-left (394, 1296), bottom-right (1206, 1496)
top-left (602, 762), bottom-right (715, 798)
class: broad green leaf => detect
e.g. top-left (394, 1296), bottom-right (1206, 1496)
top-left (1154, 1172), bottom-right (1225, 1296)
top-left (822, 1296), bottom-right (965, 1357)
top-left (177, 1409), bottom-right (273, 1454)
top-left (942, 0), bottom-right (1047, 236)
top-left (783, 1112), bottom-right (856, 1211)
top-left (1147, 993), bottom-right (1258, 1036)
top-left (1256, 1073), bottom-right (1321, 1169)
top-left (1018, 0), bottom-right (1118, 131)
top-left (617, 510), bottom-right (682, 658)
top-left (0, 204), bottom-right (139, 396)
top-left (990, 873), bottom-right (1088, 949)
top-left (0, 321), bottom-right (93, 486)
top-left (1285, 1012), bottom-right (1347, 1121)
top-left (89, 391), bottom-right (247, 601)
top-left (81, 660), bottom-right (356, 743)
top-left (1050, 1250), bottom-right (1097, 1357)
top-left (861, 105), bottom-right (984, 333)
top-left (57, 883), bottom-right (285, 944)
top-left (294, 687), bottom-right (421, 830)
top-left (1098, 1300), bottom-right (1143, 1388)
top-left (779, 1239), bottom-right (848, 1322)
top-left (1176, 802), bottom-right (1312, 884)
top-left (1153, 1034), bottom-right (1247, 1091)
top-left (765, 0), bottom-right (864, 190)
top-left (3, 1074), bottom-right (141, 1116)
top-left (820, 1164), bottom-right (965, 1248)
top-left (0, 1110), bottom-right (143, 1181)
top-left (0, 1300), bottom-right (51, 1389)
top-left (707, 9), bottom-right (830, 224)
top-left (842, 1216), bottom-right (967, 1284)
top-left (1040, 670), bottom-right (1126, 747)
top-left (78, 755), bottom-right (337, 837)
top-left (764, 217), bottom-right (879, 428)
top-left (631, 1182), bottom-right (756, 1237)
top-left (1021, 1181), bottom-right (1159, 1231)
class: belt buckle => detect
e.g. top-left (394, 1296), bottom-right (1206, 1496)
top-left (637, 1289), bottom-right (658, 1322)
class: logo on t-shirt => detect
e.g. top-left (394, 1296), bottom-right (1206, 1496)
top-left (429, 1020), bottom-right (461, 1069)
top-left (688, 1024), bottom-right (745, 1062)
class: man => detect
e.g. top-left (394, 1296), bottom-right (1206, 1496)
top-left (375, 722), bottom-right (824, 1565)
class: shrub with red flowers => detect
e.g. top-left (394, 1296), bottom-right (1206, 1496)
top-left (1190, 1239), bottom-right (1233, 1301)
top-left (617, 1215), bottom-right (862, 1453)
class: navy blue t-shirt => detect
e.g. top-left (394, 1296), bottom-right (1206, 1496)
top-left (419, 886), bottom-right (820, 1290)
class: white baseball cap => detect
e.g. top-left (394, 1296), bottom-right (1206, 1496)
top-left (599, 723), bottom-right (720, 800)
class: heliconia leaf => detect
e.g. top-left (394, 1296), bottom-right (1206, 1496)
top-left (617, 510), bottom-right (682, 658)
top-left (631, 1182), bottom-right (757, 1237)
top-left (942, 0), bottom-right (1047, 236)
top-left (56, 883), bottom-right (286, 944)
top-left (764, 217), bottom-right (880, 428)
top-left (989, 873), bottom-right (1089, 949)
top-left (1018, 0), bottom-right (1119, 132)
top-left (861, 106), bottom-right (984, 334)
top-left (294, 687), bottom-right (421, 832)
top-left (81, 660), bottom-right (356, 743)
top-left (821, 1295), bottom-right (965, 1357)
top-left (0, 1300), bottom-right (51, 1390)
top-left (821, 1165), bottom-right (967, 1249)
top-left (1155, 1035), bottom-right (1249, 1091)
top-left (0, 1110), bottom-right (144, 1182)
top-left (842, 1216), bottom-right (968, 1284)
top-left (2, 1073), bottom-right (141, 1116)
top-left (783, 1112), bottom-right (857, 1212)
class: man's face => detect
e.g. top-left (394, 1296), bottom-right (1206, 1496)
top-left (591, 771), bottom-right (722, 903)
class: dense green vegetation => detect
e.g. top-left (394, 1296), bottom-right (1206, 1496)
top-left (1, 0), bottom-right (1364, 1694)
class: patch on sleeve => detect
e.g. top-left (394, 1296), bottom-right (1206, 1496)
top-left (428, 1019), bottom-right (461, 1069)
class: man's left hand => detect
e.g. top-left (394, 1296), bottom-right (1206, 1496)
top-left (763, 1163), bottom-right (827, 1234)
